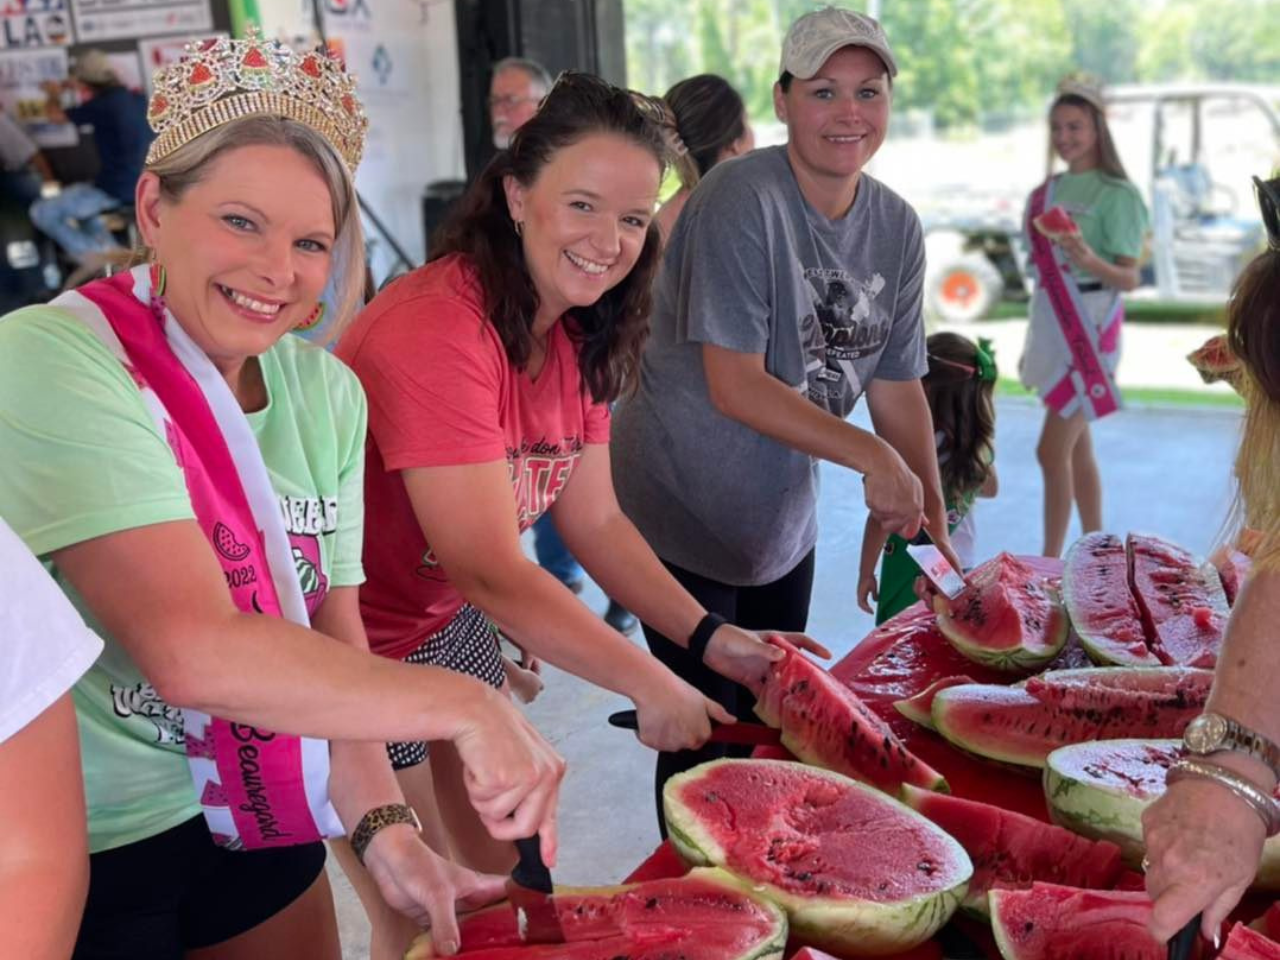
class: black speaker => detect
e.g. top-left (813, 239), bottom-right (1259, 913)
top-left (453, 0), bottom-right (625, 181)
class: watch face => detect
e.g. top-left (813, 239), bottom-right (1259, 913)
top-left (1186, 713), bottom-right (1227, 753)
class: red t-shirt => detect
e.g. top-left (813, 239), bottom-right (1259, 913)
top-left (336, 255), bottom-right (611, 660)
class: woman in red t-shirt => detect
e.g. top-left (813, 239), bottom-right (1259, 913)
top-left (337, 70), bottom-right (825, 906)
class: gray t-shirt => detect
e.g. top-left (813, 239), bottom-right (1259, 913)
top-left (612, 145), bottom-right (927, 586)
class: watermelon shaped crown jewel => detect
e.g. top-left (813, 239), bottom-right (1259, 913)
top-left (145, 28), bottom-right (368, 172)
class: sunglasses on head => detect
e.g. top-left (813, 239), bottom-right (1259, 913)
top-left (1253, 175), bottom-right (1280, 251)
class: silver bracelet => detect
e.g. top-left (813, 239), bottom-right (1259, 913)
top-left (1166, 758), bottom-right (1280, 837)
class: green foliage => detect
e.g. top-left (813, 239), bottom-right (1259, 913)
top-left (623, 0), bottom-right (1280, 130)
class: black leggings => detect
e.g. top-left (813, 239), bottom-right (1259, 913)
top-left (642, 549), bottom-right (815, 835)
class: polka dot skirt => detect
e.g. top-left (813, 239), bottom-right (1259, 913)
top-left (386, 604), bottom-right (506, 770)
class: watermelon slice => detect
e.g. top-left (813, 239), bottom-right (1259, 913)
top-left (1187, 333), bottom-right (1242, 387)
top-left (988, 883), bottom-right (1163, 959)
top-left (1044, 738), bottom-right (1280, 889)
top-left (1064, 533), bottom-right (1160, 667)
top-left (893, 675), bottom-right (975, 730)
top-left (1222, 923), bottom-right (1280, 959)
top-left (931, 666), bottom-right (1210, 769)
top-left (933, 553), bottom-right (1068, 673)
top-left (403, 869), bottom-right (787, 959)
top-left (1129, 533), bottom-right (1229, 667)
top-left (664, 759), bottom-right (972, 955)
top-left (1211, 544), bottom-right (1254, 606)
top-left (1031, 206), bottom-right (1080, 242)
top-left (755, 637), bottom-right (948, 793)
top-left (900, 784), bottom-right (1125, 919)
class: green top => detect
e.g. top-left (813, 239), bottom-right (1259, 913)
top-left (0, 308), bottom-right (367, 852)
top-left (1044, 169), bottom-right (1150, 277)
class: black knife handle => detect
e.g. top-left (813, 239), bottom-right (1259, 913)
top-left (511, 834), bottom-right (553, 894)
top-left (1168, 914), bottom-right (1199, 960)
top-left (608, 709), bottom-right (640, 730)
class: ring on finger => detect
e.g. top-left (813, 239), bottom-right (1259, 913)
top-left (1141, 855), bottom-right (1151, 871)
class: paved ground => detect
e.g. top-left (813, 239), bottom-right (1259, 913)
top-left (332, 317), bottom-right (1244, 957)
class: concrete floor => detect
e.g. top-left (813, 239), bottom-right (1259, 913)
top-left (332, 321), bottom-right (1244, 957)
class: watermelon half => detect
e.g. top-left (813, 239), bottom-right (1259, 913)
top-left (1044, 739), bottom-right (1280, 888)
top-left (1031, 206), bottom-right (1080, 242)
top-left (664, 759), bottom-right (972, 955)
top-left (988, 883), bottom-right (1163, 959)
top-left (932, 553), bottom-right (1068, 673)
top-left (900, 784), bottom-right (1126, 919)
top-left (755, 637), bottom-right (948, 793)
top-left (1129, 533), bottom-right (1229, 668)
top-left (931, 666), bottom-right (1210, 769)
top-left (403, 868), bottom-right (787, 959)
top-left (1225, 921), bottom-right (1280, 958)
top-left (1064, 532), bottom-right (1160, 667)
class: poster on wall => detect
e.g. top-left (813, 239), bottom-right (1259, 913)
top-left (138, 32), bottom-right (226, 93)
top-left (1, 1), bottom-right (74, 50)
top-left (71, 0), bottom-right (212, 43)
top-left (0, 46), bottom-right (68, 118)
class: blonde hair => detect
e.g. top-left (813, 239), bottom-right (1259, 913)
top-left (142, 116), bottom-right (366, 338)
top-left (1046, 94), bottom-right (1130, 183)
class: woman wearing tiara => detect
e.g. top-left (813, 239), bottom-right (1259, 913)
top-left (1019, 74), bottom-right (1148, 557)
top-left (0, 34), bottom-right (562, 959)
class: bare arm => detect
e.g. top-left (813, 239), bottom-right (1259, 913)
top-left (0, 694), bottom-right (88, 960)
top-left (857, 516), bottom-right (888, 615)
top-left (980, 461), bottom-right (999, 498)
top-left (51, 520), bottom-right (563, 842)
top-left (865, 378), bottom-right (962, 573)
top-left (1058, 234), bottom-right (1141, 291)
top-left (701, 344), bottom-right (923, 535)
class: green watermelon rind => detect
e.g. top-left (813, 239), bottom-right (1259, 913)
top-left (402, 867), bottom-right (788, 960)
top-left (1063, 533), bottom-right (1161, 668)
top-left (664, 759), bottom-right (972, 955)
top-left (935, 598), bottom-right (1069, 673)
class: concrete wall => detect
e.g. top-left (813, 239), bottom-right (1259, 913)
top-left (256, 0), bottom-right (466, 280)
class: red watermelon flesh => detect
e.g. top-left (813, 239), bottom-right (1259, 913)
top-left (1211, 545), bottom-right (1254, 606)
top-left (933, 553), bottom-right (1069, 673)
top-left (1128, 533), bottom-right (1228, 667)
top-left (755, 636), bottom-right (949, 793)
top-left (1187, 333), bottom-right (1242, 387)
top-left (900, 785), bottom-right (1125, 917)
top-left (989, 883), bottom-right (1163, 959)
top-left (1032, 206), bottom-right (1080, 241)
top-left (931, 667), bottom-right (1209, 769)
top-left (1064, 533), bottom-right (1160, 667)
top-left (894, 675), bottom-right (976, 730)
top-left (1221, 922), bottom-right (1280, 959)
top-left (403, 871), bottom-right (787, 959)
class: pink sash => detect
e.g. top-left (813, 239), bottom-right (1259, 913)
top-left (1026, 177), bottom-right (1123, 421)
top-left (63, 265), bottom-right (341, 850)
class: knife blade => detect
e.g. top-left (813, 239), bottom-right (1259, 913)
top-left (906, 527), bottom-right (966, 600)
top-left (607, 709), bottom-right (783, 746)
top-left (1167, 914), bottom-right (1199, 960)
top-left (506, 835), bottom-right (565, 944)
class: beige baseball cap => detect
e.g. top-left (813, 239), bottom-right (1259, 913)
top-left (779, 7), bottom-right (897, 81)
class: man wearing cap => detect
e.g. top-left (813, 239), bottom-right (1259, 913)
top-left (30, 50), bottom-right (152, 278)
top-left (612, 6), bottom-right (961, 827)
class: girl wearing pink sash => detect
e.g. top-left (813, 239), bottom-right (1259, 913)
top-left (1019, 75), bottom-right (1149, 557)
top-left (0, 35), bottom-right (562, 960)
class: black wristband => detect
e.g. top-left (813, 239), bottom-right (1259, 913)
top-left (688, 612), bottom-right (728, 663)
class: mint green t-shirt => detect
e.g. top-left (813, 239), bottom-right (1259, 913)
top-left (1044, 170), bottom-right (1150, 277)
top-left (0, 308), bottom-right (367, 853)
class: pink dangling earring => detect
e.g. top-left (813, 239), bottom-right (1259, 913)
top-left (295, 302), bottom-right (325, 330)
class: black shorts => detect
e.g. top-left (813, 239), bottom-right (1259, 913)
top-left (387, 603), bottom-right (506, 770)
top-left (73, 815), bottom-right (327, 959)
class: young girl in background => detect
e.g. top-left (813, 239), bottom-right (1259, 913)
top-left (858, 332), bottom-right (999, 623)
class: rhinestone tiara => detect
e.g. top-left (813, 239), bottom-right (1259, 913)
top-left (145, 29), bottom-right (368, 172)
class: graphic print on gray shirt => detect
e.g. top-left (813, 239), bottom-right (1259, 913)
top-left (612, 146), bottom-right (927, 586)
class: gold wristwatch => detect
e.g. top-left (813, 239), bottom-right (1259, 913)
top-left (1183, 712), bottom-right (1280, 779)
top-left (351, 803), bottom-right (422, 865)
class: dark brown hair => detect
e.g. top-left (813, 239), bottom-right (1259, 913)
top-left (431, 72), bottom-right (668, 403)
top-left (924, 332), bottom-right (996, 504)
top-left (664, 74), bottom-right (745, 189)
top-left (1048, 94), bottom-right (1130, 182)
top-left (1229, 253), bottom-right (1280, 404)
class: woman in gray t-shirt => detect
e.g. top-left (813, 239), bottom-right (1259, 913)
top-left (611, 7), bottom-right (960, 830)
